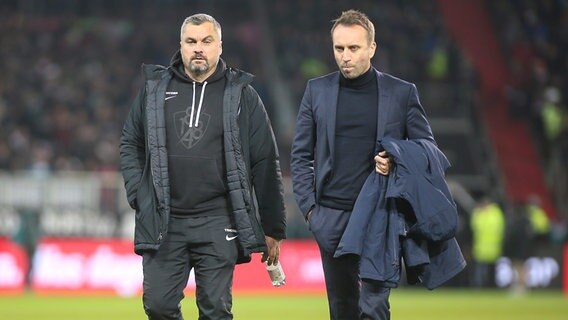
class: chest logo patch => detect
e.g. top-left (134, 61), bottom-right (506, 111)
top-left (173, 111), bottom-right (210, 149)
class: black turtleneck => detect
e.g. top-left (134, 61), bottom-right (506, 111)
top-left (320, 67), bottom-right (379, 211)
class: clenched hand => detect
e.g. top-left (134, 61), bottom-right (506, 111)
top-left (374, 151), bottom-right (391, 175)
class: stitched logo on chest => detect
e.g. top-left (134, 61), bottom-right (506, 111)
top-left (173, 111), bottom-right (210, 149)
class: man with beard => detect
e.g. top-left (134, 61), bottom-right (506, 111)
top-left (120, 13), bottom-right (286, 319)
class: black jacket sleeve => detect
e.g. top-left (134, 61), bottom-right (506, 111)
top-left (245, 86), bottom-right (287, 240)
top-left (119, 88), bottom-right (146, 210)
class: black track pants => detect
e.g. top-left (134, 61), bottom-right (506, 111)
top-left (142, 215), bottom-right (238, 320)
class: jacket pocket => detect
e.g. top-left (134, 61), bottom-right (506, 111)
top-left (134, 173), bottom-right (159, 246)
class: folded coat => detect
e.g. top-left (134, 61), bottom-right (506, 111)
top-left (334, 138), bottom-right (466, 289)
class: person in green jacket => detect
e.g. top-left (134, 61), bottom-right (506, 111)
top-left (470, 197), bottom-right (505, 288)
top-left (526, 194), bottom-right (551, 238)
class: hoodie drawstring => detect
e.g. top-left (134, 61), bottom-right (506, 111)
top-left (189, 82), bottom-right (196, 127)
top-left (194, 81), bottom-right (207, 127)
top-left (188, 81), bottom-right (207, 128)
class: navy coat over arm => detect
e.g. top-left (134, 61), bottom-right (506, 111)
top-left (335, 138), bottom-right (466, 289)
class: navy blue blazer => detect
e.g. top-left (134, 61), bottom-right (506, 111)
top-left (291, 69), bottom-right (435, 219)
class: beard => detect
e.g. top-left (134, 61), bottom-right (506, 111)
top-left (188, 59), bottom-right (209, 75)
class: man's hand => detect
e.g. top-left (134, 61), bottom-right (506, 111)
top-left (374, 151), bottom-right (391, 175)
top-left (262, 236), bottom-right (281, 266)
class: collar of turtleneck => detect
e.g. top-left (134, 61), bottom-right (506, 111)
top-left (339, 66), bottom-right (376, 88)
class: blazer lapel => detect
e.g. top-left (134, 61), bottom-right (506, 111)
top-left (376, 70), bottom-right (392, 143)
top-left (326, 73), bottom-right (340, 160)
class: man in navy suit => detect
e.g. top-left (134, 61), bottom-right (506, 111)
top-left (291, 9), bottom-right (435, 320)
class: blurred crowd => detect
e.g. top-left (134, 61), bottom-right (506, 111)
top-left (490, 0), bottom-right (568, 181)
top-left (0, 0), bottom-right (257, 173)
top-left (0, 0), bottom-right (468, 175)
top-left (266, 0), bottom-right (465, 105)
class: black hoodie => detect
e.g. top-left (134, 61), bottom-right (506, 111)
top-left (165, 51), bottom-right (229, 216)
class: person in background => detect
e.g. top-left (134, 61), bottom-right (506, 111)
top-left (120, 13), bottom-right (286, 320)
top-left (526, 194), bottom-right (551, 241)
top-left (505, 201), bottom-right (533, 295)
top-left (470, 196), bottom-right (506, 288)
top-left (506, 195), bottom-right (550, 295)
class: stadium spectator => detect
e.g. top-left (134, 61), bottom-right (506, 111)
top-left (504, 202), bottom-right (533, 295)
top-left (491, 0), bottom-right (568, 213)
top-left (470, 197), bottom-right (506, 288)
top-left (119, 13), bottom-right (286, 319)
top-left (526, 194), bottom-right (551, 240)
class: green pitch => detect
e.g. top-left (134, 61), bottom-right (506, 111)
top-left (0, 289), bottom-right (566, 319)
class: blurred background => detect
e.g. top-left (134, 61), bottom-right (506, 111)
top-left (0, 0), bottom-right (567, 318)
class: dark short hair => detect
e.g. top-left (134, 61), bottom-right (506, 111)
top-left (331, 9), bottom-right (375, 44)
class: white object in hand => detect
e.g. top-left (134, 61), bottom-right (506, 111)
top-left (266, 261), bottom-right (286, 287)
